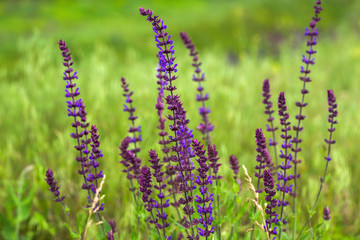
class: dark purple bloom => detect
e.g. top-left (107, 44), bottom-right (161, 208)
top-left (323, 206), bottom-right (331, 221)
top-left (87, 125), bottom-right (104, 211)
top-left (119, 136), bottom-right (142, 183)
top-left (208, 144), bottom-right (222, 181)
top-left (229, 155), bottom-right (240, 180)
top-left (180, 31), bottom-right (214, 145)
top-left (262, 79), bottom-right (279, 168)
top-left (108, 219), bottom-right (117, 233)
top-left (45, 169), bottom-right (65, 202)
top-left (107, 230), bottom-right (114, 240)
top-left (58, 39), bottom-right (93, 204)
top-left (292, 0), bottom-right (323, 201)
top-left (192, 139), bottom-right (215, 238)
top-left (121, 77), bottom-right (142, 155)
top-left (149, 150), bottom-right (170, 236)
top-left (254, 128), bottom-right (268, 193)
top-left (139, 166), bottom-right (153, 212)
top-left (263, 169), bottom-right (279, 238)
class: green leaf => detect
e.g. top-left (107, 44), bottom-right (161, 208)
top-left (64, 223), bottom-right (80, 238)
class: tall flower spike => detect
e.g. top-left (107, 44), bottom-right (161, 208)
top-left (140, 8), bottom-right (197, 238)
top-left (262, 79), bottom-right (279, 168)
top-left (180, 31), bottom-right (214, 145)
top-left (277, 92), bottom-right (294, 237)
top-left (58, 39), bottom-right (93, 204)
top-left (263, 169), bottom-right (279, 239)
top-left (45, 169), bottom-right (65, 203)
top-left (292, 0), bottom-right (323, 208)
top-left (251, 129), bottom-right (269, 240)
top-left (121, 77), bottom-right (142, 156)
top-left (192, 139), bottom-right (215, 238)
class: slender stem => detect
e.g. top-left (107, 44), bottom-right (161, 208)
top-left (229, 195), bottom-right (236, 239)
top-left (269, 118), bottom-right (279, 169)
top-left (297, 121), bottom-right (334, 239)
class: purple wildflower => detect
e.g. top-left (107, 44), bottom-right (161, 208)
top-left (139, 166), bottom-right (166, 239)
top-left (140, 166), bottom-right (153, 211)
top-left (192, 139), bottom-right (215, 238)
top-left (121, 77), bottom-right (142, 156)
top-left (292, 0), bottom-right (323, 204)
top-left (45, 169), bottom-right (65, 203)
top-left (263, 169), bottom-right (279, 239)
top-left (229, 155), bottom-right (240, 180)
top-left (119, 137), bottom-right (142, 186)
top-left (140, 8), bottom-right (197, 237)
top-left (180, 31), bottom-right (214, 145)
top-left (262, 79), bottom-right (279, 168)
top-left (277, 92), bottom-right (294, 236)
top-left (58, 39), bottom-right (93, 204)
top-left (323, 206), bottom-right (331, 221)
top-left (254, 129), bottom-right (268, 193)
top-left (149, 150), bottom-right (170, 238)
top-left (87, 125), bottom-right (104, 211)
top-left (107, 231), bottom-right (114, 240)
top-left (208, 144), bottom-right (222, 181)
top-left (324, 89), bottom-right (338, 161)
top-left (251, 128), bottom-right (270, 240)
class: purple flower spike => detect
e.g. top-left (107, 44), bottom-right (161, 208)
top-left (229, 155), bottom-right (240, 180)
top-left (45, 169), bottom-right (65, 203)
top-left (58, 39), bottom-right (93, 204)
top-left (148, 150), bottom-right (170, 236)
top-left (292, 0), bottom-right (323, 206)
top-left (208, 144), bottom-right (222, 181)
top-left (140, 166), bottom-right (153, 212)
top-left (263, 169), bottom-right (279, 239)
top-left (119, 137), bottom-right (142, 183)
top-left (324, 90), bottom-right (338, 160)
top-left (254, 128), bottom-right (268, 193)
top-left (121, 77), bottom-right (142, 155)
top-left (192, 139), bottom-right (214, 238)
top-left (180, 31), bottom-right (214, 145)
top-left (140, 8), bottom-right (198, 237)
top-left (323, 206), bottom-right (331, 221)
top-left (262, 79), bottom-right (279, 168)
top-left (277, 92), bottom-right (294, 235)
top-left (87, 125), bottom-right (104, 210)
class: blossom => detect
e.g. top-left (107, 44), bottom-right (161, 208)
top-left (45, 169), bottom-right (65, 202)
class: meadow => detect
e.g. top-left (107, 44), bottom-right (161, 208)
top-left (1, 0), bottom-right (360, 239)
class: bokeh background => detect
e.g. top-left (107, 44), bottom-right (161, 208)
top-left (1, 0), bottom-right (360, 239)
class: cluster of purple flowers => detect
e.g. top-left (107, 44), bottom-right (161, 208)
top-left (45, 1), bottom-right (338, 239)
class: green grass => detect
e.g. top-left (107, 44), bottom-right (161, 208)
top-left (1, 0), bottom-right (360, 239)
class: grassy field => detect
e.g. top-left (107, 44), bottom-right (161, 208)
top-left (1, 0), bottom-right (360, 239)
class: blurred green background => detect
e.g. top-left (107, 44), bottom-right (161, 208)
top-left (1, 0), bottom-right (360, 239)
